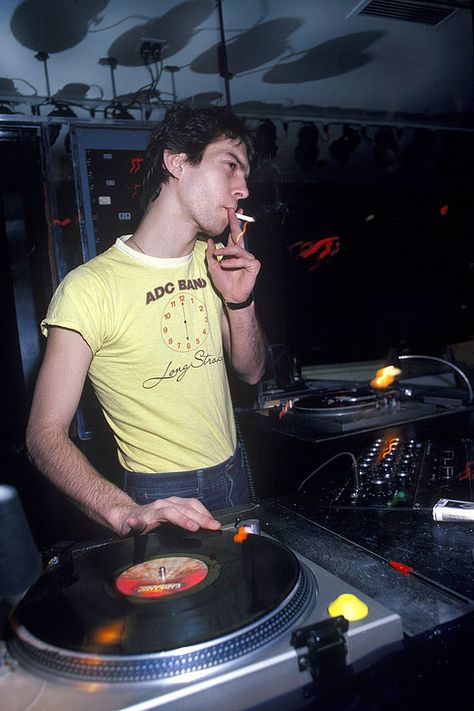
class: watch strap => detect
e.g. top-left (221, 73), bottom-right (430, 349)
top-left (224, 294), bottom-right (254, 311)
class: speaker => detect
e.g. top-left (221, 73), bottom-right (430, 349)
top-left (0, 485), bottom-right (43, 600)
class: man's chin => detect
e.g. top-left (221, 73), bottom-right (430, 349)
top-left (198, 224), bottom-right (228, 240)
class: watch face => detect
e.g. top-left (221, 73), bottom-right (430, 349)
top-left (161, 293), bottom-right (209, 352)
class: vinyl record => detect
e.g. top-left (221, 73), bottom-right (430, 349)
top-left (294, 387), bottom-right (379, 415)
top-left (115, 555), bottom-right (210, 598)
top-left (10, 527), bottom-right (315, 681)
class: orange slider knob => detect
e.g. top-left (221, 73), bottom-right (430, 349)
top-left (233, 527), bottom-right (249, 544)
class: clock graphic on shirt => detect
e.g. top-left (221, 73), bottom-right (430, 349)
top-left (161, 293), bottom-right (209, 352)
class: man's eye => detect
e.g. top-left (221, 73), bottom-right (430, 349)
top-left (226, 162), bottom-right (237, 170)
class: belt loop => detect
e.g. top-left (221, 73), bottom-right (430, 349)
top-left (196, 469), bottom-right (204, 498)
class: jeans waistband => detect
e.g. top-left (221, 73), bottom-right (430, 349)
top-left (124, 442), bottom-right (242, 481)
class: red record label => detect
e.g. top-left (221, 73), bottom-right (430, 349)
top-left (115, 556), bottom-right (209, 598)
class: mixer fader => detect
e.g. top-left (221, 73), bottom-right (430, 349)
top-left (329, 435), bottom-right (473, 510)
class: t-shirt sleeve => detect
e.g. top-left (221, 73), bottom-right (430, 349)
top-left (40, 266), bottom-right (111, 354)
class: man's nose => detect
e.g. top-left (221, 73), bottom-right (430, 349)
top-left (233, 178), bottom-right (249, 200)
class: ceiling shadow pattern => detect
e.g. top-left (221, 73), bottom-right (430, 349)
top-left (10, 0), bottom-right (109, 53)
top-left (108, 0), bottom-right (214, 66)
top-left (190, 18), bottom-right (302, 75)
top-left (263, 31), bottom-right (386, 83)
top-left (0, 78), bottom-right (24, 99)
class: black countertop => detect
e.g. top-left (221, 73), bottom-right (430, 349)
top-left (249, 501), bottom-right (474, 637)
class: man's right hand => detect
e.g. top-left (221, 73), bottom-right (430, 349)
top-left (112, 497), bottom-right (222, 537)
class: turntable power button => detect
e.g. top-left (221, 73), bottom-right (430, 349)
top-left (328, 594), bottom-right (369, 621)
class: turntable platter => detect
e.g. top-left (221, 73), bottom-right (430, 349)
top-left (294, 387), bottom-right (383, 415)
top-left (9, 527), bottom-right (315, 682)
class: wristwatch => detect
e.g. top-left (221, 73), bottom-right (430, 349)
top-left (224, 294), bottom-right (254, 311)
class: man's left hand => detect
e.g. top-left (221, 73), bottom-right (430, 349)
top-left (206, 208), bottom-right (260, 304)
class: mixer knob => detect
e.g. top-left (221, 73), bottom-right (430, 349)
top-left (397, 469), bottom-right (411, 482)
top-left (369, 476), bottom-right (393, 497)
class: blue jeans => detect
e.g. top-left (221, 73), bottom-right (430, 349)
top-left (122, 442), bottom-right (251, 512)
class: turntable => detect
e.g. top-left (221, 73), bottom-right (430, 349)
top-left (289, 385), bottom-right (439, 433)
top-left (274, 355), bottom-right (474, 435)
top-left (2, 526), bottom-right (402, 711)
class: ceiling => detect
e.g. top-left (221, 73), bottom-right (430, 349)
top-left (0, 0), bottom-right (473, 128)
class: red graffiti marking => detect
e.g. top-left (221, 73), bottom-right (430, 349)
top-left (130, 156), bottom-right (144, 174)
top-left (289, 236), bottom-right (340, 271)
top-left (458, 461), bottom-right (474, 481)
top-left (53, 217), bottom-right (72, 226)
top-left (132, 182), bottom-right (142, 198)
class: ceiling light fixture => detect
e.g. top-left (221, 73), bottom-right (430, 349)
top-left (99, 56), bottom-right (135, 120)
top-left (48, 103), bottom-right (76, 118)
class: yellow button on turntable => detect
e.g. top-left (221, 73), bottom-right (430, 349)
top-left (328, 594), bottom-right (369, 621)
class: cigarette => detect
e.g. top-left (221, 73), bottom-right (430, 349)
top-left (236, 213), bottom-right (255, 223)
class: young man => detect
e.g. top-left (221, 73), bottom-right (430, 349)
top-left (26, 106), bottom-right (266, 538)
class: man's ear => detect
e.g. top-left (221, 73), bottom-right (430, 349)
top-left (163, 149), bottom-right (187, 179)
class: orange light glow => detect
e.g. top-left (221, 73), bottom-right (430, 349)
top-left (92, 621), bottom-right (125, 646)
top-left (76, 682), bottom-right (104, 692)
top-left (236, 220), bottom-right (248, 244)
top-left (233, 526), bottom-right (249, 543)
top-left (83, 657), bottom-right (102, 666)
top-left (382, 437), bottom-right (399, 459)
top-left (278, 400), bottom-right (294, 419)
top-left (370, 365), bottom-right (401, 390)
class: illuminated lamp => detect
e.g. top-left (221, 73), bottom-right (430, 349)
top-left (99, 56), bottom-right (134, 120)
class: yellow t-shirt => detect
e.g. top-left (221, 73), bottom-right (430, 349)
top-left (41, 236), bottom-right (236, 473)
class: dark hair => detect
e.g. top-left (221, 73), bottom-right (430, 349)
top-left (141, 105), bottom-right (255, 208)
